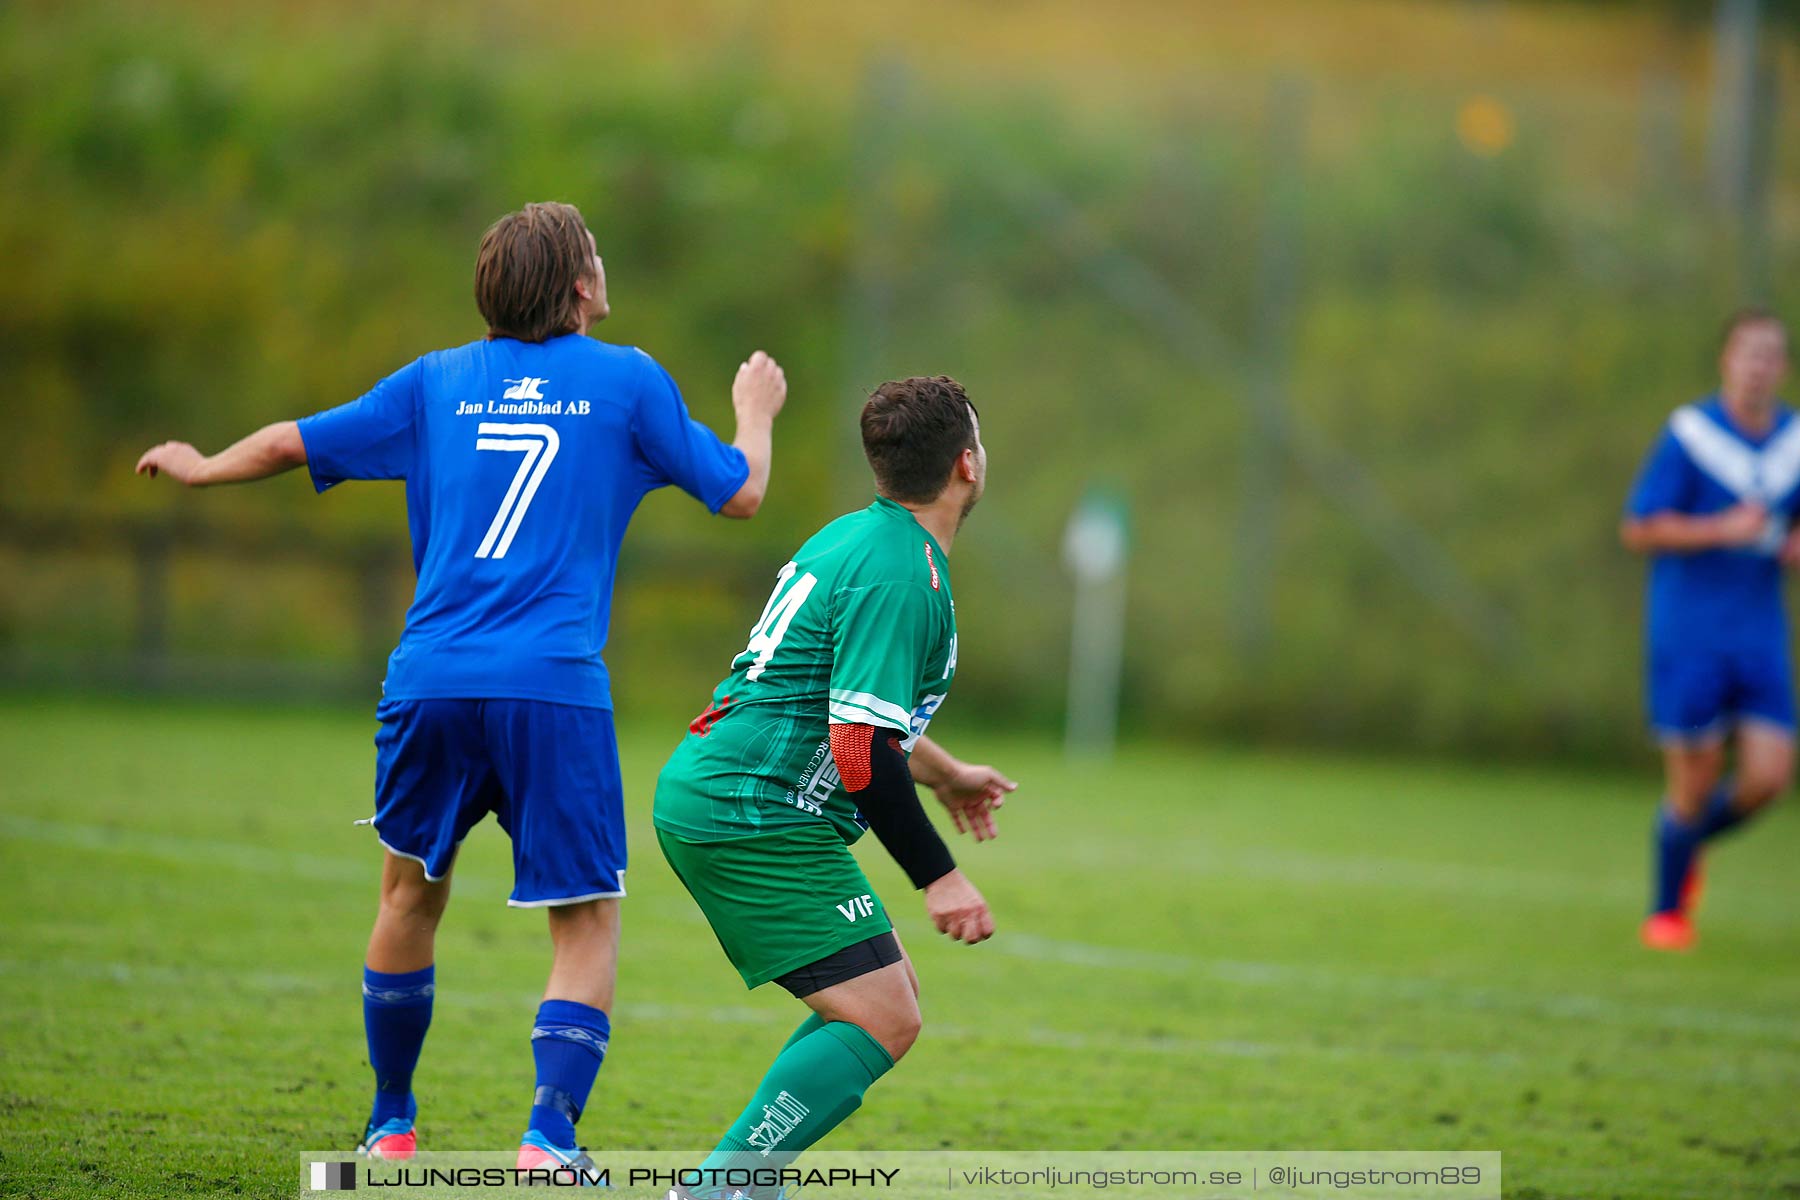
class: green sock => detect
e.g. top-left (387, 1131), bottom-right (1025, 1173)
top-left (778, 1012), bottom-right (826, 1054)
top-left (699, 1022), bottom-right (893, 1177)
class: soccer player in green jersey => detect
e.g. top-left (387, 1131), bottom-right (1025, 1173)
top-left (654, 375), bottom-right (1016, 1192)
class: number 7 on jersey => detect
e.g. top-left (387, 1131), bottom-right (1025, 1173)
top-left (474, 422), bottom-right (559, 559)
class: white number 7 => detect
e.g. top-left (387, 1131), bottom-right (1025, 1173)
top-left (474, 422), bottom-right (559, 559)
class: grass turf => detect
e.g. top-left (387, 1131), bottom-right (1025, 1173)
top-left (1, 696), bottom-right (1796, 1199)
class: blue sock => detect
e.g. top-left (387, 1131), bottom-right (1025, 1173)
top-left (1694, 781), bottom-right (1753, 841)
top-left (1651, 805), bottom-right (1702, 915)
top-left (363, 965), bottom-right (435, 1129)
top-left (528, 1000), bottom-right (610, 1148)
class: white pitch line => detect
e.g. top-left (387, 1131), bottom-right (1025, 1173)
top-left (1041, 835), bottom-right (1800, 917)
top-left (985, 932), bottom-right (1800, 1044)
top-left (0, 812), bottom-right (504, 895)
top-left (9, 811), bottom-right (1787, 917)
top-left (6, 816), bottom-right (1798, 1048)
top-left (1, 957), bottom-right (1795, 1089)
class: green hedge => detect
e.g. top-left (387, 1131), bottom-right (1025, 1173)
top-left (5, 4), bottom-right (1795, 760)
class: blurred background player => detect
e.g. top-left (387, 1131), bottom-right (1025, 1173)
top-left (135, 202), bottom-right (788, 1168)
top-left (1621, 308), bottom-right (1798, 952)
top-left (654, 376), bottom-right (1015, 1196)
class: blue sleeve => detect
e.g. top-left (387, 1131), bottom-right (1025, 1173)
top-left (631, 354), bottom-right (750, 512)
top-left (1625, 426), bottom-right (1696, 518)
top-left (296, 358), bottom-right (423, 492)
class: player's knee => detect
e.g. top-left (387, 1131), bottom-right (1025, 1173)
top-left (842, 989), bottom-right (922, 1063)
top-left (881, 1006), bottom-right (923, 1062)
top-left (1738, 771), bottom-right (1789, 810)
top-left (1670, 769), bottom-right (1723, 815)
top-left (381, 874), bottom-right (449, 921)
top-left (546, 898), bottom-right (619, 942)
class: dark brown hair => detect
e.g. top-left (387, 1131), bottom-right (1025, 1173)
top-left (1721, 306), bottom-right (1787, 352)
top-left (860, 376), bottom-right (978, 503)
top-left (474, 202), bottom-right (595, 343)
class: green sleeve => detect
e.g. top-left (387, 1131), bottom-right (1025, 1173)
top-left (828, 581), bottom-right (936, 734)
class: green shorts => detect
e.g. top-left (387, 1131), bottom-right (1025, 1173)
top-left (655, 821), bottom-right (894, 989)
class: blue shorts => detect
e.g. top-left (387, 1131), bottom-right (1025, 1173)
top-left (1647, 642), bottom-right (1796, 744)
top-left (371, 698), bottom-right (627, 907)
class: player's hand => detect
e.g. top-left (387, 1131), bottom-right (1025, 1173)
top-left (136, 441), bottom-right (207, 486)
top-left (932, 763), bottom-right (1017, 843)
top-left (1781, 526), bottom-right (1800, 568)
top-left (1712, 501), bottom-right (1769, 546)
top-left (924, 868), bottom-right (993, 944)
top-left (732, 351), bottom-right (787, 424)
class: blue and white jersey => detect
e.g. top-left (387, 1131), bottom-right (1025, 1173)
top-left (297, 333), bottom-right (748, 709)
top-left (1625, 394), bottom-right (1800, 651)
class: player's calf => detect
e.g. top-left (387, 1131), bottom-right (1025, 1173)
top-left (1693, 767), bottom-right (1787, 844)
top-left (360, 963), bottom-right (435, 1153)
top-left (684, 947), bottom-right (913, 1189)
top-left (1733, 770), bottom-right (1789, 813)
top-left (523, 900), bottom-right (618, 1156)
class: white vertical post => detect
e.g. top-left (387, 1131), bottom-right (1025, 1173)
top-left (1063, 490), bottom-right (1130, 759)
top-left (1709, 0), bottom-right (1760, 215)
top-left (1709, 0), bottom-right (1773, 299)
top-left (840, 59), bottom-right (908, 508)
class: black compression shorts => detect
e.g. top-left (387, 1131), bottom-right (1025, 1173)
top-left (773, 931), bottom-right (904, 998)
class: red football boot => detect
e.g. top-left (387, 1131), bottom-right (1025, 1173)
top-left (1640, 910), bottom-right (1696, 952)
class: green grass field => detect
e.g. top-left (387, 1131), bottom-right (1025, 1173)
top-left (2, 696), bottom-right (1797, 1199)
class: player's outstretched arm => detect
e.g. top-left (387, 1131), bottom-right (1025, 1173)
top-left (910, 735), bottom-right (1016, 843)
top-left (830, 721), bottom-right (994, 943)
top-left (719, 351), bottom-right (786, 519)
top-left (136, 421), bottom-right (307, 488)
top-left (1620, 502), bottom-right (1769, 555)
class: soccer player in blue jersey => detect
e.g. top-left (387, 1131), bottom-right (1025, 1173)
top-left (1621, 308), bottom-right (1797, 952)
top-left (135, 202), bottom-right (788, 1167)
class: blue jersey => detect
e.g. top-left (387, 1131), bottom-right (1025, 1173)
top-left (1625, 395), bottom-right (1800, 652)
top-left (297, 334), bottom-right (748, 708)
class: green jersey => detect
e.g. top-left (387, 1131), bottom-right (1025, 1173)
top-left (655, 497), bottom-right (958, 845)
